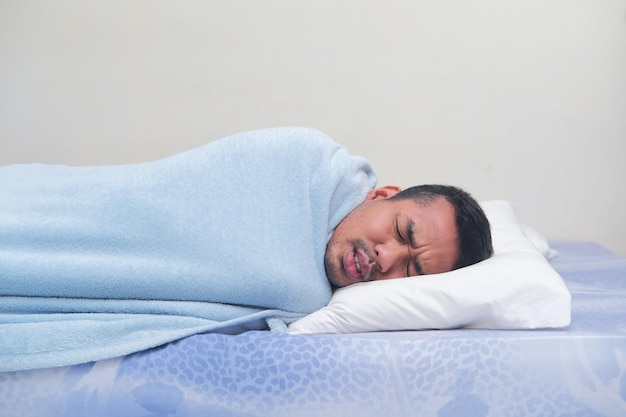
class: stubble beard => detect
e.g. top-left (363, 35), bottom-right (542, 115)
top-left (324, 238), bottom-right (375, 288)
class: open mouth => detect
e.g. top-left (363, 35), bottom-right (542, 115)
top-left (354, 250), bottom-right (362, 274)
top-left (343, 245), bottom-right (373, 282)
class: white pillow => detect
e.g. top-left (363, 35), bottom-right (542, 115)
top-left (522, 224), bottom-right (559, 260)
top-left (288, 200), bottom-right (571, 334)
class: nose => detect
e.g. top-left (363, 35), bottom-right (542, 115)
top-left (374, 240), bottom-right (407, 279)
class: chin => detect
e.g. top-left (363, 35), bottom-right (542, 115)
top-left (323, 255), bottom-right (346, 288)
top-left (324, 267), bottom-right (342, 288)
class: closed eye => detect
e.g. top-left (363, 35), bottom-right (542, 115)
top-left (395, 218), bottom-right (413, 277)
top-left (394, 218), bottom-right (405, 243)
top-left (404, 217), bottom-right (424, 276)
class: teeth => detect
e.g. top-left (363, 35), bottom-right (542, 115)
top-left (354, 251), bottom-right (361, 274)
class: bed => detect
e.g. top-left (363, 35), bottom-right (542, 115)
top-left (1, 239), bottom-right (625, 417)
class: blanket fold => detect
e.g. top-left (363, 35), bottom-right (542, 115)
top-left (0, 127), bottom-right (377, 371)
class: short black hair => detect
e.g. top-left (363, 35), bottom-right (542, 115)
top-left (390, 184), bottom-right (493, 270)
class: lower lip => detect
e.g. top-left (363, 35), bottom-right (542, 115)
top-left (343, 250), bottom-right (368, 282)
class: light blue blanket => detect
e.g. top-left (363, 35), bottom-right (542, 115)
top-left (0, 127), bottom-right (377, 371)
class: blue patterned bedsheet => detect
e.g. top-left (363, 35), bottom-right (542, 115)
top-left (1, 241), bottom-right (625, 417)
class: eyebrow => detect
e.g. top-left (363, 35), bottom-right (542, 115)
top-left (406, 218), bottom-right (425, 275)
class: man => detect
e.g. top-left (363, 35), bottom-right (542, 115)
top-left (325, 184), bottom-right (493, 288)
top-left (0, 127), bottom-right (492, 371)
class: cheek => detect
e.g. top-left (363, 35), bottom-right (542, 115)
top-left (333, 209), bottom-right (366, 239)
top-left (362, 208), bottom-right (391, 235)
top-left (333, 202), bottom-right (390, 242)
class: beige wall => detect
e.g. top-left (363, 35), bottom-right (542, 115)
top-left (1, 0), bottom-right (625, 255)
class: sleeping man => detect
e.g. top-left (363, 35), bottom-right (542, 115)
top-left (0, 127), bottom-right (492, 371)
top-left (324, 183), bottom-right (492, 288)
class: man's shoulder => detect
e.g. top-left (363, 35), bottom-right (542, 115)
top-left (210, 127), bottom-right (342, 162)
top-left (242, 127), bottom-right (340, 150)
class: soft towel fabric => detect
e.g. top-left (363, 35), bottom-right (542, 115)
top-left (0, 127), bottom-right (377, 371)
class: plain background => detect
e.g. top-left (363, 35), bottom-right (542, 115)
top-left (1, 0), bottom-right (625, 256)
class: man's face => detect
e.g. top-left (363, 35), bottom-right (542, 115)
top-left (324, 186), bottom-right (460, 288)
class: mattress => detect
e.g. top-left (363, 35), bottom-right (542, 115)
top-left (1, 240), bottom-right (625, 417)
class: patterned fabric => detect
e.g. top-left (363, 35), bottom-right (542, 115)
top-left (1, 241), bottom-right (625, 417)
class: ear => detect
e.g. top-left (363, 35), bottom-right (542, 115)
top-left (365, 185), bottom-right (402, 201)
